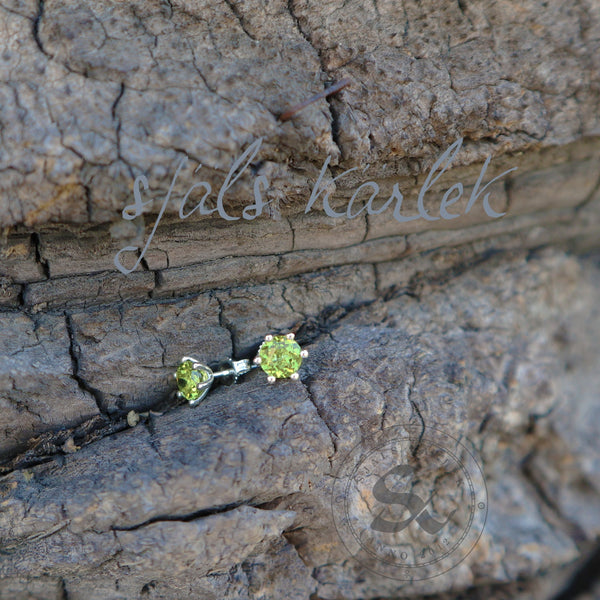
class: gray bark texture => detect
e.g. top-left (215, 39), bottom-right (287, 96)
top-left (1, 0), bottom-right (600, 599)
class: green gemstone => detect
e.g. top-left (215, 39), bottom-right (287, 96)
top-left (176, 360), bottom-right (210, 401)
top-left (258, 335), bottom-right (303, 379)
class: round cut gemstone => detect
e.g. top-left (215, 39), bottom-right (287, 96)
top-left (176, 360), bottom-right (210, 402)
top-left (258, 335), bottom-right (303, 378)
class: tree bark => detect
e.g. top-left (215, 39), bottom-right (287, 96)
top-left (1, 0), bottom-right (600, 599)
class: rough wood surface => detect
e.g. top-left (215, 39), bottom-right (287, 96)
top-left (2, 248), bottom-right (600, 600)
top-left (1, 0), bottom-right (599, 227)
top-left (1, 0), bottom-right (600, 599)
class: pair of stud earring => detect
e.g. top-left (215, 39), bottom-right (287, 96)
top-left (174, 333), bottom-right (309, 406)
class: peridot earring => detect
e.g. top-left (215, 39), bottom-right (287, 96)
top-left (253, 333), bottom-right (309, 383)
top-left (175, 333), bottom-right (308, 405)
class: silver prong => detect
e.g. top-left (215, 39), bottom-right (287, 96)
top-left (192, 363), bottom-right (202, 369)
top-left (181, 356), bottom-right (199, 363)
top-left (177, 391), bottom-right (183, 399)
top-left (286, 332), bottom-right (295, 340)
top-left (267, 375), bottom-right (276, 384)
top-left (173, 372), bottom-right (177, 378)
top-left (253, 356), bottom-right (262, 365)
top-left (265, 334), bottom-right (273, 341)
top-left (290, 372), bottom-right (299, 380)
top-left (300, 350), bottom-right (308, 358)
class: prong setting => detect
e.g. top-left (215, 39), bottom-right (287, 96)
top-left (180, 355), bottom-right (200, 365)
top-left (256, 332), bottom-right (307, 383)
top-left (178, 333), bottom-right (308, 399)
top-left (175, 358), bottom-right (214, 404)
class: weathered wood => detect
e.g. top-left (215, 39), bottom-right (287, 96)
top-left (1, 191), bottom-right (599, 599)
top-left (1, 0), bottom-right (599, 229)
top-left (0, 312), bottom-right (99, 456)
top-left (1, 0), bottom-right (600, 598)
top-left (1, 249), bottom-right (600, 599)
top-left (69, 293), bottom-right (231, 413)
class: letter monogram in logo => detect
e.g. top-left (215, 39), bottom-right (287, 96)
top-left (370, 464), bottom-right (457, 534)
top-left (331, 424), bottom-right (488, 581)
